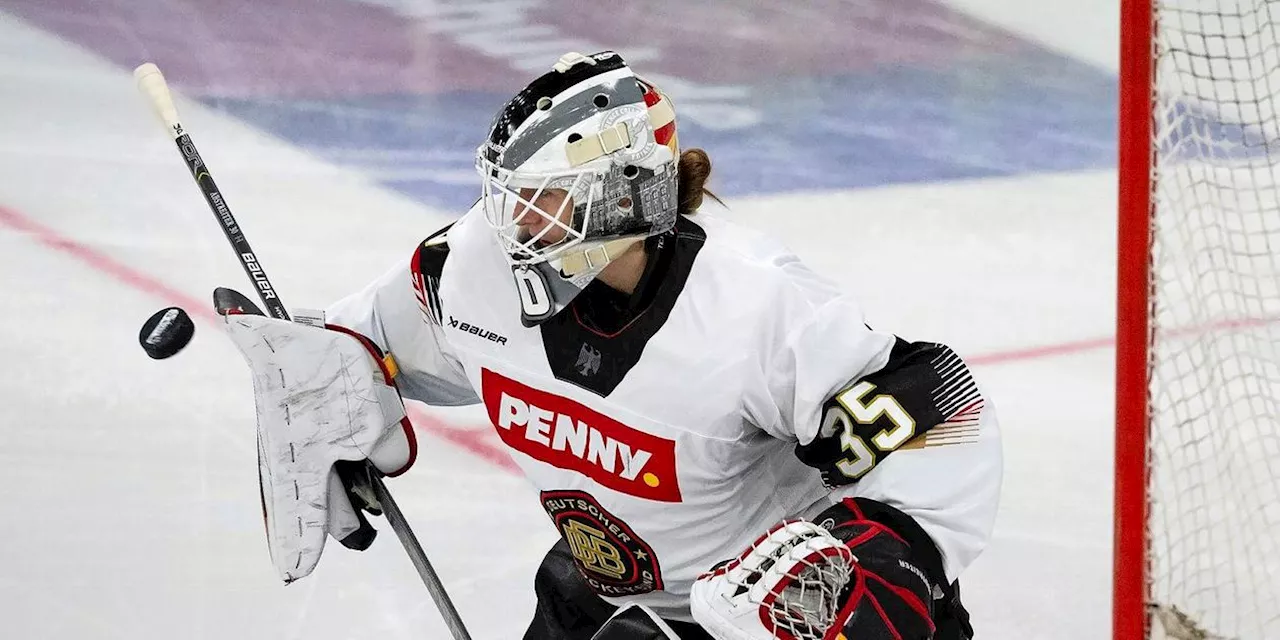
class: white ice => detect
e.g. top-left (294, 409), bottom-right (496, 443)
top-left (0, 4), bottom-right (1121, 639)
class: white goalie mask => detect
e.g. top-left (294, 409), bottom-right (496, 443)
top-left (476, 51), bottom-right (680, 326)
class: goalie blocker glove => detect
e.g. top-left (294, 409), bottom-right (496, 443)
top-left (217, 287), bottom-right (417, 583)
top-left (691, 497), bottom-right (971, 640)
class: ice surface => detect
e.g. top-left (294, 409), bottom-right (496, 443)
top-left (0, 2), bottom-right (1123, 638)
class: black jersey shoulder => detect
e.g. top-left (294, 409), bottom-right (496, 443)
top-left (414, 223), bottom-right (452, 278)
top-left (540, 216), bottom-right (708, 397)
top-left (410, 223), bottom-right (453, 324)
top-left (796, 338), bottom-right (984, 487)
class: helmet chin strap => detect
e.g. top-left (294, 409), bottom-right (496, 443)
top-left (558, 237), bottom-right (643, 275)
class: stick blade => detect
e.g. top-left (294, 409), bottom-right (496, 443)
top-left (213, 287), bottom-right (264, 317)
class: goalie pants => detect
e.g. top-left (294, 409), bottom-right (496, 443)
top-left (522, 539), bottom-right (714, 640)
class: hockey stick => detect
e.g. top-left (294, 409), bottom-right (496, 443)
top-left (369, 473), bottom-right (473, 640)
top-left (133, 64), bottom-right (289, 322)
top-left (133, 63), bottom-right (473, 640)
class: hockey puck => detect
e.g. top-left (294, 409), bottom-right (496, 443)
top-left (139, 306), bottom-right (194, 360)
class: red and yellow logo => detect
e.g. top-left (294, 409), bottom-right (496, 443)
top-left (482, 369), bottom-right (682, 503)
top-left (542, 490), bottom-right (663, 596)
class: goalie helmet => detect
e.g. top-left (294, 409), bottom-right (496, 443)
top-left (475, 51), bottom-right (680, 326)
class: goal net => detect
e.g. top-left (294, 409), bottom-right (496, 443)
top-left (1118, 1), bottom-right (1280, 638)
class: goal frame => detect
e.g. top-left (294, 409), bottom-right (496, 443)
top-left (1115, 0), bottom-right (1155, 637)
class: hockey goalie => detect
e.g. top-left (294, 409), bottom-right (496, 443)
top-left (221, 50), bottom-right (1002, 640)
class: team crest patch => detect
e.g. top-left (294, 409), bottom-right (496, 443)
top-left (541, 490), bottom-right (663, 597)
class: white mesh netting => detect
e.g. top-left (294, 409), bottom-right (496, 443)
top-left (726, 522), bottom-right (856, 640)
top-left (763, 551), bottom-right (855, 640)
top-left (1149, 1), bottom-right (1280, 637)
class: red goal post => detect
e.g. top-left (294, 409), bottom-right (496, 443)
top-left (1116, 0), bottom-right (1280, 638)
top-left (1115, 0), bottom-right (1154, 637)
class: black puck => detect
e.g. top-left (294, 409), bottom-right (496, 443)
top-left (139, 306), bottom-right (195, 360)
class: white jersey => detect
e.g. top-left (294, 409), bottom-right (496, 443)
top-left (328, 204), bottom-right (1002, 621)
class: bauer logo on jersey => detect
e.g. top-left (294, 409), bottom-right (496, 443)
top-left (482, 368), bottom-right (682, 502)
top-left (541, 490), bottom-right (663, 597)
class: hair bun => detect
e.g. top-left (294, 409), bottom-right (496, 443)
top-left (677, 148), bottom-right (719, 215)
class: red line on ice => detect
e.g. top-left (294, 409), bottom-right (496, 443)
top-left (0, 203), bottom-right (519, 473)
top-left (0, 202), bottom-right (1133, 476)
top-left (966, 336), bottom-right (1115, 365)
top-left (0, 204), bottom-right (218, 323)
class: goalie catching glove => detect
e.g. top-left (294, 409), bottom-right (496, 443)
top-left (690, 498), bottom-right (943, 640)
top-left (216, 287), bottom-right (417, 583)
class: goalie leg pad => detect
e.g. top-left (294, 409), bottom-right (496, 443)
top-left (224, 311), bottom-right (416, 583)
top-left (590, 604), bottom-right (684, 640)
top-left (524, 541), bottom-right (714, 640)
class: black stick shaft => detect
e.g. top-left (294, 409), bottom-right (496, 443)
top-left (171, 126), bottom-right (474, 638)
top-left (171, 131), bottom-right (290, 321)
top-left (371, 469), bottom-right (474, 640)
top-left (138, 62), bottom-right (471, 639)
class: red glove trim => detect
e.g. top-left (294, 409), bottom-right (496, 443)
top-left (325, 323), bottom-right (417, 477)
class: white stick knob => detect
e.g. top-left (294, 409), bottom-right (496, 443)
top-left (134, 63), bottom-right (183, 138)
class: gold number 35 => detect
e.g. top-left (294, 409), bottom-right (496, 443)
top-left (821, 381), bottom-right (917, 480)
